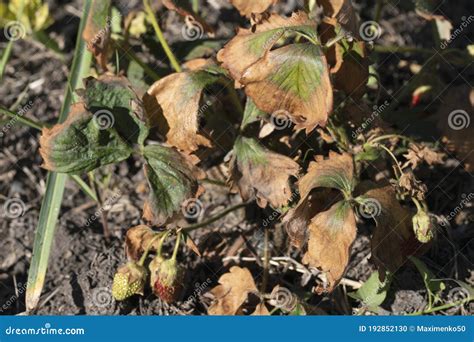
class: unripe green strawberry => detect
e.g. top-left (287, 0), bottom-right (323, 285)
top-left (112, 262), bottom-right (148, 301)
top-left (153, 259), bottom-right (185, 303)
top-left (412, 208), bottom-right (434, 243)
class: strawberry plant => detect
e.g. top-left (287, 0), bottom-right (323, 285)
top-left (3, 0), bottom-right (472, 315)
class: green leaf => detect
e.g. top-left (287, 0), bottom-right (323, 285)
top-left (409, 256), bottom-right (445, 308)
top-left (39, 103), bottom-right (133, 174)
top-left (348, 271), bottom-right (391, 310)
top-left (355, 143), bottom-right (380, 162)
top-left (26, 0), bottom-right (103, 311)
top-left (80, 75), bottom-right (150, 146)
top-left (241, 97), bottom-right (266, 129)
top-left (142, 144), bottom-right (199, 226)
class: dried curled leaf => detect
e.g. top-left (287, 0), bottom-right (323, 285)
top-left (230, 0), bottom-right (277, 17)
top-left (208, 266), bottom-right (258, 315)
top-left (302, 200), bottom-right (356, 292)
top-left (298, 151), bottom-right (355, 199)
top-left (162, 0), bottom-right (214, 35)
top-left (317, 0), bottom-right (360, 35)
top-left (241, 43), bottom-right (333, 131)
top-left (230, 137), bottom-right (299, 208)
top-left (79, 75), bottom-right (149, 146)
top-left (361, 185), bottom-right (422, 278)
top-left (125, 225), bottom-right (161, 261)
top-left (82, 0), bottom-right (111, 70)
top-left (403, 143), bottom-right (444, 169)
top-left (142, 144), bottom-right (201, 226)
top-left (143, 64), bottom-right (221, 153)
top-left (39, 103), bottom-right (132, 174)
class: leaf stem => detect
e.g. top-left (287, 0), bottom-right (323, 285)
top-left (143, 0), bottom-right (181, 72)
top-left (182, 202), bottom-right (248, 232)
top-left (374, 143), bottom-right (403, 179)
top-left (139, 233), bottom-right (163, 266)
top-left (171, 230), bottom-right (182, 260)
top-left (408, 297), bottom-right (472, 315)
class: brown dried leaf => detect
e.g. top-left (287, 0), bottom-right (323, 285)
top-left (298, 151), bottom-right (354, 200)
top-left (436, 85), bottom-right (474, 172)
top-left (403, 143), bottom-right (444, 169)
top-left (217, 11), bottom-right (312, 83)
top-left (283, 188), bottom-right (337, 248)
top-left (241, 43), bottom-right (333, 131)
top-left (317, 0), bottom-right (359, 35)
top-left (230, 137), bottom-right (299, 208)
top-left (208, 266), bottom-right (258, 315)
top-left (82, 0), bottom-right (111, 70)
top-left (363, 185), bottom-right (423, 278)
top-left (125, 225), bottom-right (160, 261)
top-left (230, 0), bottom-right (277, 17)
top-left (302, 200), bottom-right (356, 292)
top-left (143, 64), bottom-right (220, 153)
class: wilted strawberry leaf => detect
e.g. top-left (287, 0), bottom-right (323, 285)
top-left (241, 43), bottom-right (333, 131)
top-left (230, 0), bottom-right (277, 17)
top-left (230, 137), bottom-right (299, 208)
top-left (143, 63), bottom-right (222, 153)
top-left (317, 0), bottom-right (360, 35)
top-left (142, 144), bottom-right (200, 226)
top-left (298, 151), bottom-right (355, 199)
top-left (302, 199), bottom-right (356, 291)
top-left (39, 103), bottom-right (133, 174)
top-left (217, 12), bottom-right (318, 83)
top-left (82, 0), bottom-right (111, 70)
top-left (241, 97), bottom-right (267, 129)
top-left (208, 266), bottom-right (259, 315)
top-left (356, 184), bottom-right (423, 278)
top-left (125, 225), bottom-right (161, 261)
top-left (79, 75), bottom-right (150, 147)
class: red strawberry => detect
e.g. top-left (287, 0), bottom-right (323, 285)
top-left (153, 259), bottom-right (185, 303)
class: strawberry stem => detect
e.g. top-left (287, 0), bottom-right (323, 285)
top-left (139, 233), bottom-right (162, 266)
top-left (171, 231), bottom-right (182, 261)
top-left (182, 202), bottom-right (248, 232)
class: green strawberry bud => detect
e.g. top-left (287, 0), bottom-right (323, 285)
top-left (112, 262), bottom-right (148, 301)
top-left (412, 208), bottom-right (434, 243)
top-left (153, 259), bottom-right (185, 303)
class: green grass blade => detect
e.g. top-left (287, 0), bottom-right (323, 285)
top-left (25, 0), bottom-right (100, 311)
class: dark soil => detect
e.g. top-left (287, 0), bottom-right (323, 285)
top-left (0, 0), bottom-right (473, 316)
